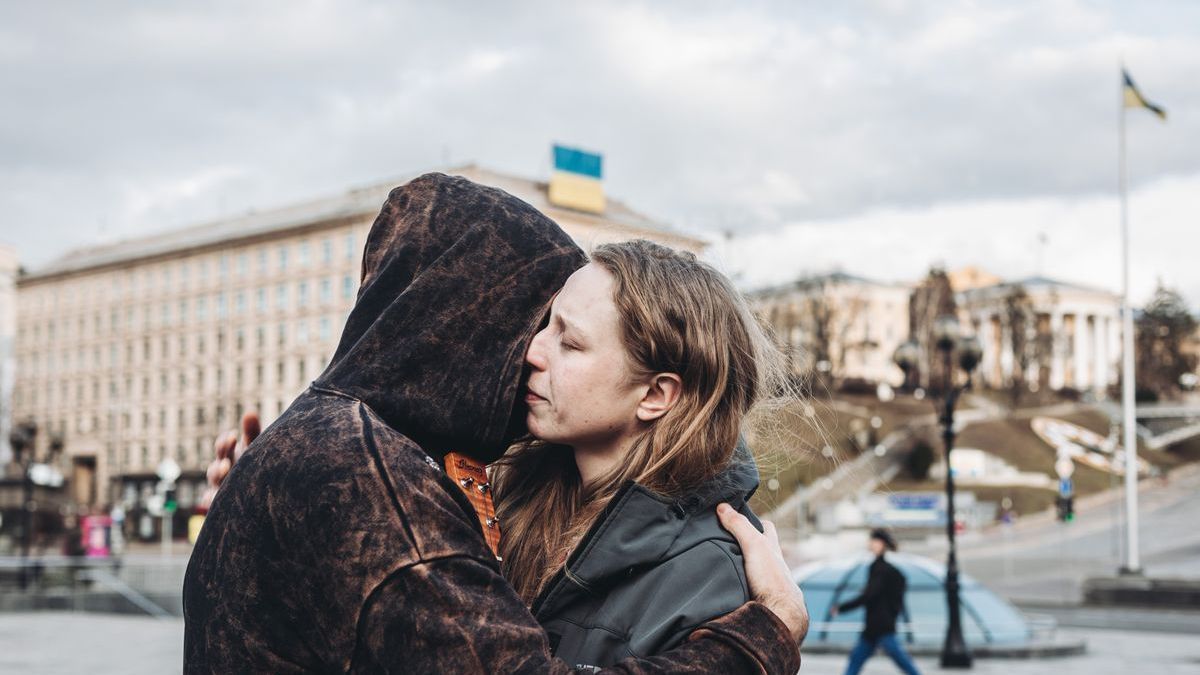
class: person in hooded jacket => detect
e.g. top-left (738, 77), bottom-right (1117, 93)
top-left (183, 173), bottom-right (806, 674)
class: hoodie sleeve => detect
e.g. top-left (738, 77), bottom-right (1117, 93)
top-left (349, 554), bottom-right (800, 675)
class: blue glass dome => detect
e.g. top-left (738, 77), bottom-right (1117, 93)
top-left (795, 553), bottom-right (1032, 647)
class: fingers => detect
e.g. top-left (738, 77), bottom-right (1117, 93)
top-left (235, 412), bottom-right (262, 463)
top-left (213, 430), bottom-right (237, 461)
top-left (241, 411), bottom-right (261, 445)
top-left (717, 503), bottom-right (762, 549)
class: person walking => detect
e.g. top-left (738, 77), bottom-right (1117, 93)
top-left (832, 528), bottom-right (920, 675)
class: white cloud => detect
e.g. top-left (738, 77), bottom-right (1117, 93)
top-left (716, 171), bottom-right (1200, 306)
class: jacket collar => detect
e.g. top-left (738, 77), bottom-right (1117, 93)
top-left (533, 444), bottom-right (759, 617)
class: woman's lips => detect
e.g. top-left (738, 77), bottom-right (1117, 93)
top-left (524, 389), bottom-right (547, 404)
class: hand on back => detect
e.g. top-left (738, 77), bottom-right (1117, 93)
top-left (198, 412), bottom-right (261, 510)
top-left (717, 503), bottom-right (810, 644)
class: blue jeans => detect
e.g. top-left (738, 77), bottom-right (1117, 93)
top-left (844, 633), bottom-right (920, 675)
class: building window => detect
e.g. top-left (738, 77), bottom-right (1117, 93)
top-left (322, 237), bottom-right (333, 265)
top-left (237, 253), bottom-right (248, 277)
top-left (257, 248), bottom-right (268, 275)
top-left (235, 291), bottom-right (246, 315)
top-left (277, 360), bottom-right (286, 385)
top-left (297, 321), bottom-right (308, 345)
top-left (345, 232), bottom-right (356, 260)
top-left (297, 281), bottom-right (309, 308)
top-left (342, 275), bottom-right (354, 301)
top-left (276, 284), bottom-right (287, 311)
top-left (299, 241), bottom-right (310, 267)
top-left (278, 245), bottom-right (289, 272)
top-left (320, 278), bottom-right (332, 305)
top-left (277, 322), bottom-right (287, 347)
top-left (256, 288), bottom-right (266, 313)
top-left (298, 358), bottom-right (307, 383)
top-left (217, 292), bottom-right (227, 319)
top-left (196, 297), bottom-right (207, 321)
top-left (319, 317), bottom-right (331, 342)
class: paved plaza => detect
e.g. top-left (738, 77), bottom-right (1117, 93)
top-left (2, 612), bottom-right (1198, 674)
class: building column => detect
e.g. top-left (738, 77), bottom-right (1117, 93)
top-left (996, 313), bottom-right (1012, 387)
top-left (1050, 311), bottom-right (1065, 390)
top-left (1075, 312), bottom-right (1091, 390)
top-left (1108, 315), bottom-right (1122, 386)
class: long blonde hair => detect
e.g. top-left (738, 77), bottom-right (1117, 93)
top-left (493, 239), bottom-right (789, 604)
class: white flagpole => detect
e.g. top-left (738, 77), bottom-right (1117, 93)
top-left (1118, 66), bottom-right (1141, 575)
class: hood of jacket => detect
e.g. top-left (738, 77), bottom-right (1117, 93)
top-left (314, 172), bottom-right (586, 463)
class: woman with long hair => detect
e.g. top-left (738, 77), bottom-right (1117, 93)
top-left (494, 238), bottom-right (794, 667)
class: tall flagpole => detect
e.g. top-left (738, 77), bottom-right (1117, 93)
top-left (1118, 66), bottom-right (1141, 575)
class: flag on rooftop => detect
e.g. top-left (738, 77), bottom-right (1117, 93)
top-left (548, 144), bottom-right (605, 214)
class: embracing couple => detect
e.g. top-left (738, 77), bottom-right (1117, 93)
top-left (183, 173), bottom-right (809, 673)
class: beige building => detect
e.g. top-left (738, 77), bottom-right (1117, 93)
top-left (750, 272), bottom-right (911, 386)
top-left (10, 164), bottom-right (703, 526)
top-left (957, 276), bottom-right (1123, 394)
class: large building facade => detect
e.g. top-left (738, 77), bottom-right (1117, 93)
top-left (9, 165), bottom-right (703, 531)
top-left (750, 272), bottom-right (912, 386)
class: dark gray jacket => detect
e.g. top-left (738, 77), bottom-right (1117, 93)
top-left (533, 449), bottom-right (762, 670)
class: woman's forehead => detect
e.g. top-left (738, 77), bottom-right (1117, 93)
top-left (555, 264), bottom-right (618, 330)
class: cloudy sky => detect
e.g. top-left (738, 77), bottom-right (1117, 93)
top-left (3, 1), bottom-right (1198, 304)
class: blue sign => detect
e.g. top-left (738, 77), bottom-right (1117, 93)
top-left (889, 493), bottom-right (942, 510)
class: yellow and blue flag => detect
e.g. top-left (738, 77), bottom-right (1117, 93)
top-left (548, 144), bottom-right (605, 214)
top-left (1123, 69), bottom-right (1166, 120)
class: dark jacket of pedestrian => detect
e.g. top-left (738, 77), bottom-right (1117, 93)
top-left (182, 173), bottom-right (800, 674)
top-left (536, 442), bottom-right (763, 669)
top-left (837, 555), bottom-right (907, 639)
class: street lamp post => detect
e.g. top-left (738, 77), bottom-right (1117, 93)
top-left (894, 316), bottom-right (981, 669)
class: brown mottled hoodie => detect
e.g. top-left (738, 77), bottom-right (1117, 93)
top-left (182, 173), bottom-right (800, 674)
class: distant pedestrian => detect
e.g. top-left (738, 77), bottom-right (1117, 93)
top-left (831, 528), bottom-right (920, 675)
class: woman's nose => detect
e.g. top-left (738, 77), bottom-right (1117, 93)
top-left (525, 329), bottom-right (549, 370)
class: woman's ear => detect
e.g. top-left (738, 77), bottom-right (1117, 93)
top-left (636, 373), bottom-right (683, 422)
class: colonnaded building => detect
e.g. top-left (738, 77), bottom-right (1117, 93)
top-left (9, 165), bottom-right (703, 539)
top-left (750, 268), bottom-right (1124, 396)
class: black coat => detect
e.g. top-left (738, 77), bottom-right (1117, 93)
top-left (535, 444), bottom-right (762, 669)
top-left (182, 173), bottom-right (800, 674)
top-left (837, 556), bottom-right (907, 639)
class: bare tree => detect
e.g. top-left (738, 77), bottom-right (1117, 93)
top-left (908, 267), bottom-right (957, 392)
top-left (1135, 283), bottom-right (1199, 400)
top-left (1001, 285), bottom-right (1034, 407)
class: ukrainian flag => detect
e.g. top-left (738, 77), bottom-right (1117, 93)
top-left (1123, 69), bottom-right (1167, 120)
top-left (548, 144), bottom-right (605, 214)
